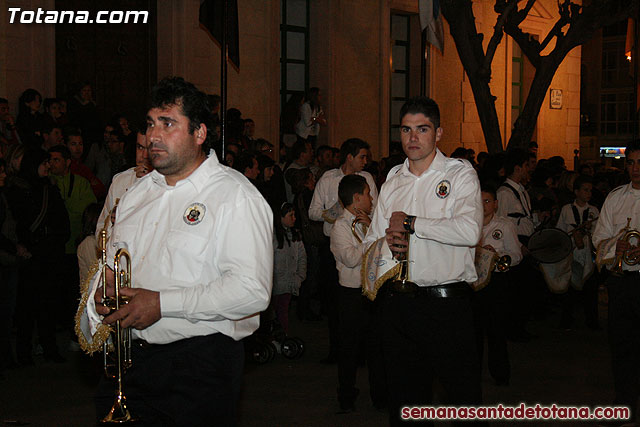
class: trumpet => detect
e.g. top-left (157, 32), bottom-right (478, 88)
top-left (99, 229), bottom-right (137, 424)
top-left (351, 217), bottom-right (369, 243)
top-left (612, 218), bottom-right (640, 275)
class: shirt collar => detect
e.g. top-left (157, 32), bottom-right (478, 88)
top-left (399, 148), bottom-right (447, 177)
top-left (339, 208), bottom-right (356, 222)
top-left (505, 177), bottom-right (524, 191)
top-left (150, 151), bottom-right (220, 192)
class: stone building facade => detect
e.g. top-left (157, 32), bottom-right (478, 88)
top-left (0, 0), bottom-right (582, 163)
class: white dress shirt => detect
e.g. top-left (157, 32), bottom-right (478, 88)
top-left (330, 209), bottom-right (367, 289)
top-left (89, 154), bottom-right (274, 344)
top-left (363, 150), bottom-right (483, 287)
top-left (309, 168), bottom-right (378, 236)
top-left (96, 167), bottom-right (138, 235)
top-left (480, 215), bottom-right (523, 268)
top-left (592, 184), bottom-right (640, 272)
top-left (497, 178), bottom-right (535, 237)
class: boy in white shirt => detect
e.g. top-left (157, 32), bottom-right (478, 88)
top-left (555, 175), bottom-right (599, 329)
top-left (475, 183), bottom-right (522, 386)
top-left (329, 174), bottom-right (385, 412)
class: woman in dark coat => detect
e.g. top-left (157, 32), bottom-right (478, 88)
top-left (5, 148), bottom-right (70, 365)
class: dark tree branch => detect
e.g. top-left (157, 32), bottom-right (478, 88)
top-left (483, 0), bottom-right (519, 73)
top-left (442, 0), bottom-right (639, 153)
top-left (502, 0), bottom-right (543, 68)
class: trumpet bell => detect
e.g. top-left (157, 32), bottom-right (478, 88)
top-left (101, 393), bottom-right (137, 424)
top-left (496, 255), bottom-right (511, 272)
top-left (623, 230), bottom-right (640, 266)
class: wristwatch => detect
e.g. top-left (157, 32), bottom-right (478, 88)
top-left (403, 215), bottom-right (415, 234)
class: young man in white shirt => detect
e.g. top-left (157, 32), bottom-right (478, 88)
top-left (363, 96), bottom-right (483, 425)
top-left (329, 174), bottom-right (385, 412)
top-left (555, 175), bottom-right (599, 330)
top-left (474, 183), bottom-right (522, 387)
top-left (96, 130), bottom-right (154, 234)
top-left (87, 77), bottom-right (273, 425)
top-left (497, 148), bottom-right (539, 342)
top-left (592, 140), bottom-right (640, 424)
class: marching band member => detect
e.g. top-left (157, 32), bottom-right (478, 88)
top-left (83, 77), bottom-right (273, 425)
top-left (95, 129), bottom-right (154, 235)
top-left (592, 140), bottom-right (640, 425)
top-left (329, 174), bottom-right (385, 412)
top-left (555, 175), bottom-right (599, 329)
top-left (308, 137), bottom-right (378, 363)
top-left (497, 148), bottom-right (538, 342)
top-left (362, 96), bottom-right (483, 426)
top-left (474, 183), bottom-right (522, 386)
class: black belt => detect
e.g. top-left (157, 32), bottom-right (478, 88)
top-left (379, 280), bottom-right (471, 299)
top-left (132, 334), bottom-right (215, 350)
top-left (622, 270), bottom-right (640, 276)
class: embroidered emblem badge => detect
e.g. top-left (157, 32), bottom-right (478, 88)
top-left (183, 202), bottom-right (206, 225)
top-left (492, 229), bottom-right (503, 240)
top-left (436, 180), bottom-right (451, 199)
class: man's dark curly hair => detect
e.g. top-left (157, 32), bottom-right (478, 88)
top-left (149, 76), bottom-right (212, 138)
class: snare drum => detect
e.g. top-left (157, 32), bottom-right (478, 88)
top-left (527, 228), bottom-right (573, 264)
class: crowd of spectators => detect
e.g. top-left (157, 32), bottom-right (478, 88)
top-left (0, 84), bottom-right (633, 401)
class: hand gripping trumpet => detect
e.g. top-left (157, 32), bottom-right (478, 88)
top-left (495, 255), bottom-right (511, 272)
top-left (389, 231), bottom-right (418, 292)
top-left (612, 218), bottom-right (640, 275)
top-left (99, 230), bottom-right (137, 424)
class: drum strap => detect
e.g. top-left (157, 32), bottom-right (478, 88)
top-left (500, 182), bottom-right (531, 218)
top-left (570, 205), bottom-right (589, 228)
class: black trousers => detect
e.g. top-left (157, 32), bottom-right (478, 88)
top-left (15, 254), bottom-right (61, 359)
top-left (379, 285), bottom-right (482, 426)
top-left (95, 333), bottom-right (244, 427)
top-left (337, 286), bottom-right (386, 407)
top-left (607, 272), bottom-right (640, 422)
top-left (472, 273), bottom-right (510, 383)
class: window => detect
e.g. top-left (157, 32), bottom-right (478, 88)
top-left (390, 14), bottom-right (410, 145)
top-left (599, 21), bottom-right (634, 137)
top-left (280, 0), bottom-right (309, 109)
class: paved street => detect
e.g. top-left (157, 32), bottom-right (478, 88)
top-left (0, 292), bottom-right (621, 426)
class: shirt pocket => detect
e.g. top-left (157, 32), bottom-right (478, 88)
top-left (162, 230), bottom-right (208, 283)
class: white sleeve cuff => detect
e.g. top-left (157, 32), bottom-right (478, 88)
top-left (159, 288), bottom-right (183, 317)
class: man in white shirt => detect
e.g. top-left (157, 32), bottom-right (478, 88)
top-left (497, 149), bottom-right (534, 241)
top-left (309, 137), bottom-right (378, 363)
top-left (592, 140), bottom-right (640, 424)
top-left (496, 148), bottom-right (538, 342)
top-left (90, 77), bottom-right (273, 425)
top-left (309, 138), bottom-right (378, 236)
top-left (363, 96), bottom-right (483, 426)
top-left (96, 130), bottom-right (153, 234)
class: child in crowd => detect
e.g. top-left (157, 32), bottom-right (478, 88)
top-left (475, 183), bottom-right (522, 386)
top-left (329, 175), bottom-right (385, 412)
top-left (555, 175), bottom-right (600, 329)
top-left (272, 202), bottom-right (307, 335)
